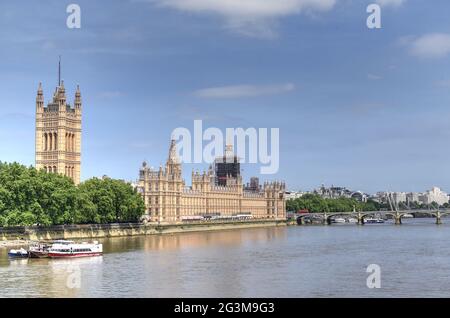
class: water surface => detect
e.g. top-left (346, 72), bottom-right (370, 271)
top-left (1, 219), bottom-right (449, 297)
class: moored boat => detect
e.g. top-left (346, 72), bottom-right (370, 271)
top-left (365, 217), bottom-right (385, 224)
top-left (331, 217), bottom-right (346, 224)
top-left (28, 242), bottom-right (51, 258)
top-left (47, 240), bottom-right (103, 258)
top-left (8, 248), bottom-right (29, 258)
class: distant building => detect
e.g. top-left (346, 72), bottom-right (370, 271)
top-left (406, 192), bottom-right (420, 205)
top-left (313, 185), bottom-right (368, 202)
top-left (250, 177), bottom-right (259, 190)
top-left (245, 177), bottom-right (260, 192)
top-left (350, 191), bottom-right (368, 203)
top-left (376, 187), bottom-right (449, 207)
top-left (285, 191), bottom-right (307, 200)
top-left (420, 187), bottom-right (449, 206)
top-left (392, 192), bottom-right (407, 204)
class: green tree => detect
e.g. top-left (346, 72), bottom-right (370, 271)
top-left (0, 162), bottom-right (145, 227)
top-left (78, 177), bottom-right (144, 223)
top-left (286, 195), bottom-right (384, 213)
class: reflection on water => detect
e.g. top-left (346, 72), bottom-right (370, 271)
top-left (1, 219), bottom-right (450, 297)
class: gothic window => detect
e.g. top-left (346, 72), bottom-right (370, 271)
top-left (67, 133), bottom-right (71, 152)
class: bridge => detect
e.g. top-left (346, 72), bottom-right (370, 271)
top-left (295, 209), bottom-right (450, 225)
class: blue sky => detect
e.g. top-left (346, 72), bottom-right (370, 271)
top-left (1, 0), bottom-right (450, 193)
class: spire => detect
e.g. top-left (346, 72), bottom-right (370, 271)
top-left (36, 82), bottom-right (44, 111)
top-left (75, 84), bottom-right (81, 110)
top-left (58, 55), bottom-right (61, 87)
top-left (36, 82), bottom-right (43, 99)
top-left (168, 139), bottom-right (179, 164)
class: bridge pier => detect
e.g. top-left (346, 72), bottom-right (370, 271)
top-left (357, 217), bottom-right (364, 225)
top-left (436, 211), bottom-right (442, 225)
top-left (323, 214), bottom-right (329, 225)
top-left (356, 212), bottom-right (364, 225)
top-left (394, 214), bottom-right (402, 225)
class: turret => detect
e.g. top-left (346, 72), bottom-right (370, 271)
top-left (166, 139), bottom-right (181, 177)
top-left (75, 84), bottom-right (82, 114)
top-left (36, 83), bottom-right (44, 113)
top-left (57, 80), bottom-right (67, 112)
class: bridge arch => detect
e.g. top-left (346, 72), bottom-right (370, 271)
top-left (410, 211), bottom-right (437, 218)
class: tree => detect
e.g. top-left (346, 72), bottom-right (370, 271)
top-left (78, 177), bottom-right (144, 223)
top-left (286, 195), bottom-right (384, 213)
top-left (0, 162), bottom-right (145, 227)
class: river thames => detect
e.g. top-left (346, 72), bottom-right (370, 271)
top-left (1, 218), bottom-right (450, 298)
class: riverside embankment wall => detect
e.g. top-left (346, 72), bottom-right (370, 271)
top-left (0, 219), bottom-right (286, 241)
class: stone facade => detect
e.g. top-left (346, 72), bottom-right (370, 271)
top-left (138, 140), bottom-right (286, 224)
top-left (35, 81), bottom-right (82, 185)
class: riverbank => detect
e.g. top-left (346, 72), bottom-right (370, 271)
top-left (0, 219), bottom-right (286, 246)
top-left (0, 239), bottom-right (30, 248)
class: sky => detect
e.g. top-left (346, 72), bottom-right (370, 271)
top-left (1, 0), bottom-right (450, 194)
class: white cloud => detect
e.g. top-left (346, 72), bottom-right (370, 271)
top-left (193, 83), bottom-right (295, 98)
top-left (150, 0), bottom-right (336, 37)
top-left (436, 80), bottom-right (450, 89)
top-left (406, 33), bottom-right (450, 59)
top-left (376, 0), bottom-right (406, 7)
top-left (367, 73), bottom-right (382, 80)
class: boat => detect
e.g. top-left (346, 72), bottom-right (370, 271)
top-left (47, 240), bottom-right (103, 258)
top-left (28, 242), bottom-right (51, 258)
top-left (347, 218), bottom-right (358, 224)
top-left (331, 217), bottom-right (346, 224)
top-left (402, 213), bottom-right (414, 218)
top-left (8, 248), bottom-right (29, 258)
top-left (365, 217), bottom-right (385, 224)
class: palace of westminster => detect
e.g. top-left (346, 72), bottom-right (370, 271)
top-left (34, 75), bottom-right (286, 224)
